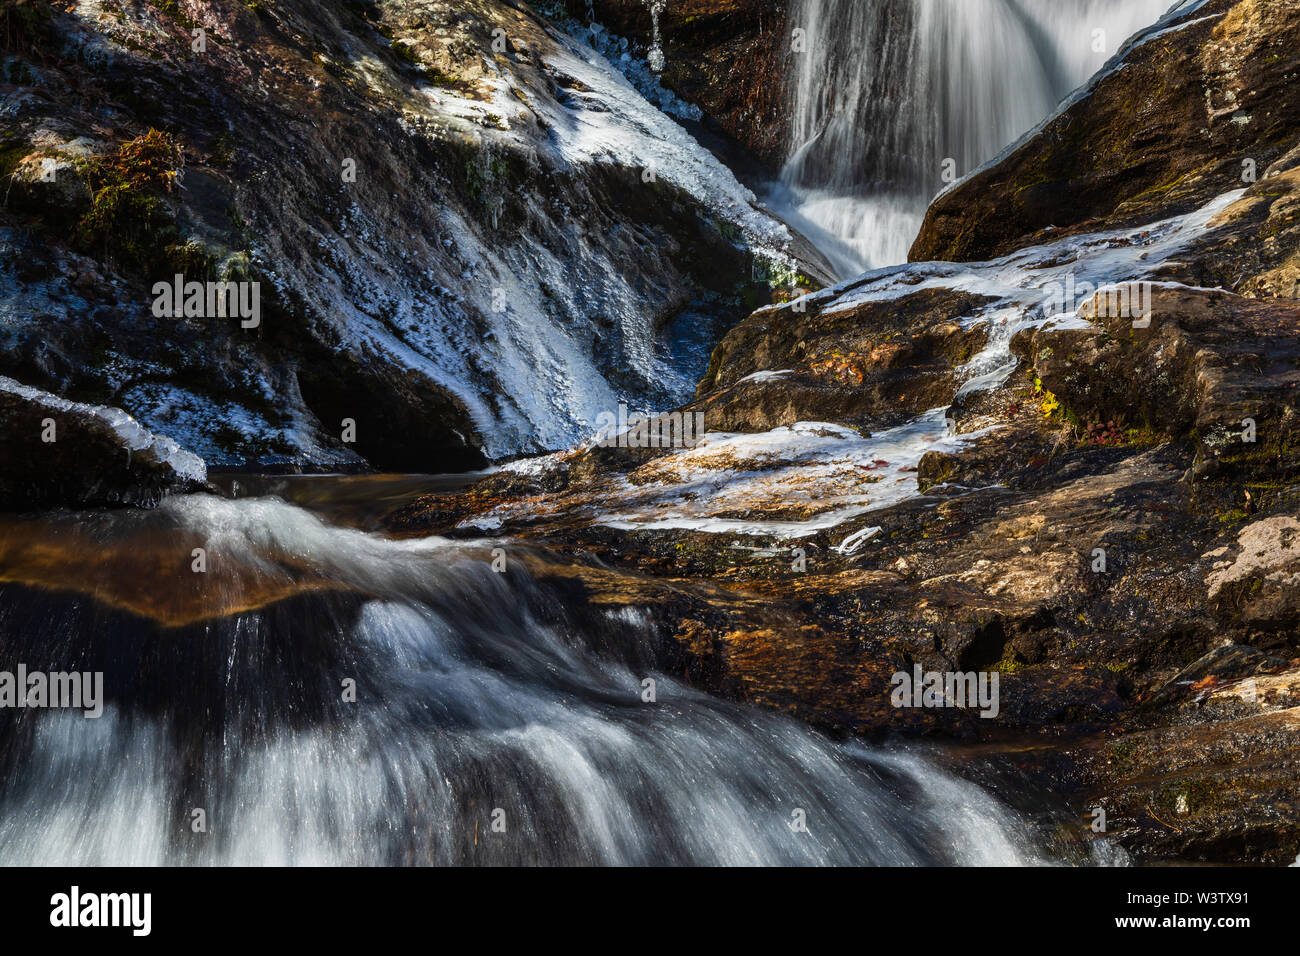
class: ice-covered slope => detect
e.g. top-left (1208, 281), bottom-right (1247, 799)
top-left (0, 0), bottom-right (794, 471)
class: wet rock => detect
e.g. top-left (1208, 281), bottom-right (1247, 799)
top-left (563, 0), bottom-right (791, 165)
top-left (3, 151), bottom-right (92, 229)
top-left (0, 375), bottom-right (207, 510)
top-left (1164, 143), bottom-right (1300, 298)
top-left (376, 0), bottom-right (1300, 865)
top-left (1013, 286), bottom-right (1300, 482)
top-left (1205, 513), bottom-right (1300, 628)
top-left (1086, 665), bottom-right (1300, 864)
top-left (1145, 644), bottom-right (1288, 708)
top-left (1, 0), bottom-right (795, 469)
top-left (687, 287), bottom-right (994, 432)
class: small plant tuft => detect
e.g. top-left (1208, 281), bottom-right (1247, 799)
top-left (74, 129), bottom-right (184, 272)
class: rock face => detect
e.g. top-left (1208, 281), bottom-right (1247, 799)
top-left (386, 0), bottom-right (1300, 864)
top-left (688, 286), bottom-right (993, 432)
top-left (910, 0), bottom-right (1300, 264)
top-left (1015, 286), bottom-right (1300, 482)
top-left (0, 376), bottom-right (207, 509)
top-left (560, 0), bottom-right (791, 165)
top-left (1, 0), bottom-right (795, 471)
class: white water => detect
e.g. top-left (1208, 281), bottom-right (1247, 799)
top-left (774, 0), bottom-right (1175, 277)
top-left (0, 494), bottom-right (1053, 865)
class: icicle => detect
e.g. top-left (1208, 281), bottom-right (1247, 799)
top-left (646, 1), bottom-right (666, 73)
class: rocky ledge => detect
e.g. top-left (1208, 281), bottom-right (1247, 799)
top-left (0, 375), bottom-right (208, 508)
top-left (1, 0), bottom-right (805, 480)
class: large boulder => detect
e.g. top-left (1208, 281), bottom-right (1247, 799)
top-left (685, 286), bottom-right (994, 432)
top-left (1013, 286), bottom-right (1300, 482)
top-left (0, 0), bottom-right (795, 471)
top-left (0, 376), bottom-right (207, 510)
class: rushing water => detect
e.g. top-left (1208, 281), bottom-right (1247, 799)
top-left (771, 0), bottom-right (1174, 277)
top-left (0, 486), bottom-right (1060, 865)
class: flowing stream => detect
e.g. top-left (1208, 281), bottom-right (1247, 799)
top-left (770, 0), bottom-right (1174, 277)
top-left (0, 486), bottom-right (1055, 865)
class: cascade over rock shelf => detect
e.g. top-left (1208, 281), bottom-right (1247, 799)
top-left (3, 0), bottom-right (1299, 866)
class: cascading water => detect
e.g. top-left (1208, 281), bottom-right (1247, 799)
top-left (772, 0), bottom-right (1175, 278)
top-left (0, 490), bottom-right (1054, 865)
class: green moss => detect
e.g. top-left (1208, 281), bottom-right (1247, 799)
top-left (1123, 426), bottom-right (1166, 447)
top-left (1154, 777), bottom-right (1231, 818)
top-left (0, 140), bottom-right (29, 178)
top-left (389, 39), bottom-right (421, 66)
top-left (156, 0), bottom-right (199, 30)
top-left (461, 149), bottom-right (513, 210)
top-left (698, 344), bottom-right (727, 393)
top-left (1106, 738), bottom-right (1139, 775)
top-left (73, 129), bottom-right (184, 273)
top-left (1122, 169), bottom-right (1189, 208)
top-left (166, 238), bottom-right (214, 276)
top-left (761, 259), bottom-right (817, 293)
top-left (208, 131), bottom-right (235, 168)
top-left (994, 647), bottom-right (1024, 674)
top-left (430, 66), bottom-right (460, 88)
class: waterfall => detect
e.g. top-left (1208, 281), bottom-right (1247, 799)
top-left (0, 493), bottom-right (1057, 865)
top-left (773, 0), bottom-right (1175, 278)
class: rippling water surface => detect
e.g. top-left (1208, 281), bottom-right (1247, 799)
top-left (0, 485), bottom-right (1061, 865)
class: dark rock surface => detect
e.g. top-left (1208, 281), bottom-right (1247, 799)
top-left (560, 0), bottom-right (791, 166)
top-left (0, 375), bottom-right (208, 509)
top-left (1, 0), bottom-right (794, 471)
